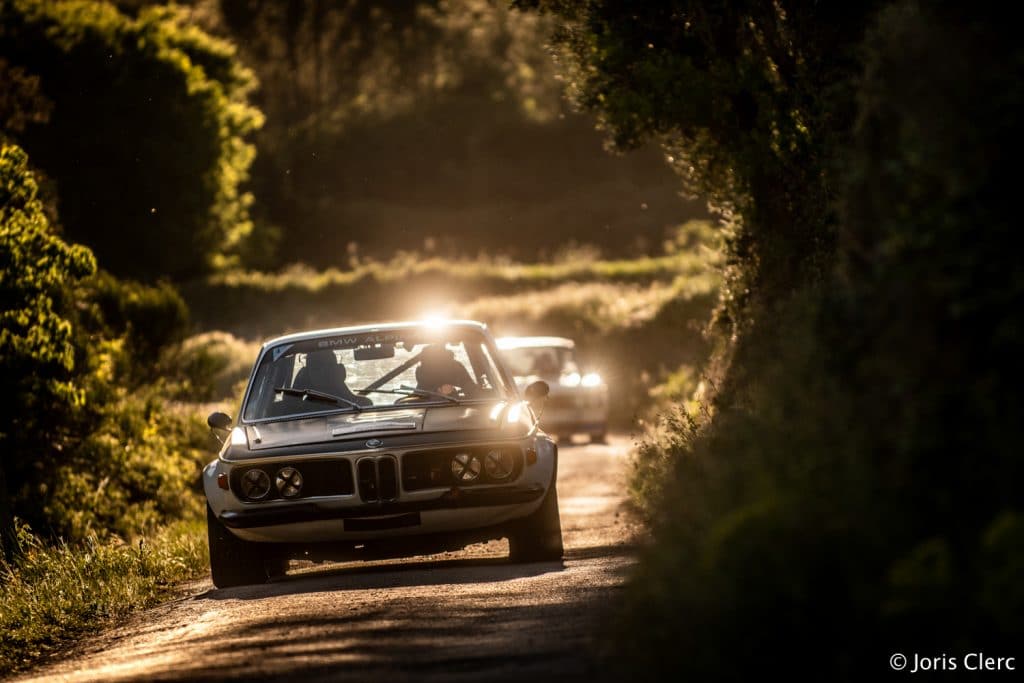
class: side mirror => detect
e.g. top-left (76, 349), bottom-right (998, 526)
top-left (207, 412), bottom-right (233, 432)
top-left (524, 380), bottom-right (550, 403)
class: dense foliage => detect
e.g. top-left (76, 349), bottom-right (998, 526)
top-left (168, 0), bottom-right (698, 266)
top-left (524, 0), bottom-right (1024, 678)
top-left (0, 0), bottom-right (262, 279)
top-left (0, 143), bottom-right (205, 556)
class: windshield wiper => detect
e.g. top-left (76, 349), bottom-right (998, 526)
top-left (274, 386), bottom-right (363, 411)
top-left (357, 385), bottom-right (460, 404)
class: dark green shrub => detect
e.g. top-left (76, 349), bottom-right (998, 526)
top-left (523, 1), bottom-right (1024, 678)
top-left (1, 142), bottom-right (205, 553)
top-left (1, 142), bottom-right (96, 551)
top-left (0, 0), bottom-right (262, 279)
top-left (87, 272), bottom-right (189, 381)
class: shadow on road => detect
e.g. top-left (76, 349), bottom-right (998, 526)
top-left (564, 541), bottom-right (638, 563)
top-left (197, 540), bottom-right (636, 604)
top-left (141, 543), bottom-right (636, 681)
top-left (198, 554), bottom-right (566, 602)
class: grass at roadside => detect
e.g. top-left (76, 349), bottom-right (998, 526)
top-left (0, 519), bottom-right (208, 677)
top-left (182, 224), bottom-right (717, 338)
top-left (206, 251), bottom-right (706, 292)
top-left (458, 274), bottom-right (717, 333)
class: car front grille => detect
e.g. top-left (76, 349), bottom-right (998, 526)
top-left (378, 457), bottom-right (398, 500)
top-left (357, 455), bottom-right (399, 502)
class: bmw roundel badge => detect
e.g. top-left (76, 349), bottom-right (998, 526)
top-left (365, 438), bottom-right (384, 449)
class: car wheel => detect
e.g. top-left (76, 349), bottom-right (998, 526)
top-left (207, 505), bottom-right (277, 588)
top-left (508, 482), bottom-right (564, 563)
top-left (589, 431), bottom-right (607, 444)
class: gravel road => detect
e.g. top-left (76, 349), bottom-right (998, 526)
top-left (19, 435), bottom-right (640, 682)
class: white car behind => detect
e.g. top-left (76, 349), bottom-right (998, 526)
top-left (497, 336), bottom-right (609, 444)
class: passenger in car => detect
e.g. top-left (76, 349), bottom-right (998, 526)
top-left (415, 345), bottom-right (478, 398)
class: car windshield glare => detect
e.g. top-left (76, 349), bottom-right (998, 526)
top-left (242, 328), bottom-right (511, 422)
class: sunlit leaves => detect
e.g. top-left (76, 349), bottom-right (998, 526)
top-left (0, 144), bottom-right (95, 387)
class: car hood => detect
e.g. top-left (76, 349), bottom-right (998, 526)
top-left (242, 403), bottom-right (515, 451)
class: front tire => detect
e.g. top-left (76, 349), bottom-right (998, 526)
top-left (207, 505), bottom-right (281, 588)
top-left (508, 483), bottom-right (564, 562)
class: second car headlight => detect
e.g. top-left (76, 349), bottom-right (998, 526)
top-left (240, 468), bottom-right (272, 500)
top-left (275, 466), bottom-right (303, 498)
top-left (450, 452), bottom-right (481, 482)
top-left (484, 449), bottom-right (515, 480)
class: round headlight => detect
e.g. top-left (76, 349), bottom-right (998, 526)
top-left (275, 466), bottom-right (303, 498)
top-left (240, 468), bottom-right (271, 500)
top-left (450, 452), bottom-right (481, 482)
top-left (484, 449), bottom-right (514, 480)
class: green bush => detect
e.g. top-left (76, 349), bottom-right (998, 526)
top-left (1, 142), bottom-right (205, 551)
top-left (525, 1), bottom-right (1024, 679)
top-left (1, 142), bottom-right (97, 551)
top-left (87, 272), bottom-right (190, 381)
top-left (0, 0), bottom-right (262, 279)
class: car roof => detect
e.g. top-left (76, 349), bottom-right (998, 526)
top-left (496, 336), bottom-right (575, 350)
top-left (261, 320), bottom-right (489, 348)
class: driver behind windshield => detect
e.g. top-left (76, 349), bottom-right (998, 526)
top-left (415, 344), bottom-right (478, 398)
top-left (295, 349), bottom-right (372, 407)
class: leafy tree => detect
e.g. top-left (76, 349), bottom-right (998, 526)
top-left (1, 142), bottom-right (201, 557)
top-left (214, 0), bottom-right (571, 265)
top-left (180, 0), bottom-right (697, 267)
top-left (0, 0), bottom-right (263, 279)
top-left (1, 143), bottom-right (95, 553)
top-left (524, 0), bottom-right (1024, 678)
top-left (522, 0), bottom-right (876, 342)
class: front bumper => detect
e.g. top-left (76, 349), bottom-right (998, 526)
top-left (204, 433), bottom-right (558, 544)
top-left (218, 483), bottom-right (545, 529)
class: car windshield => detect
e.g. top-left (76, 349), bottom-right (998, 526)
top-left (502, 346), bottom-right (579, 380)
top-left (242, 328), bottom-right (511, 422)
